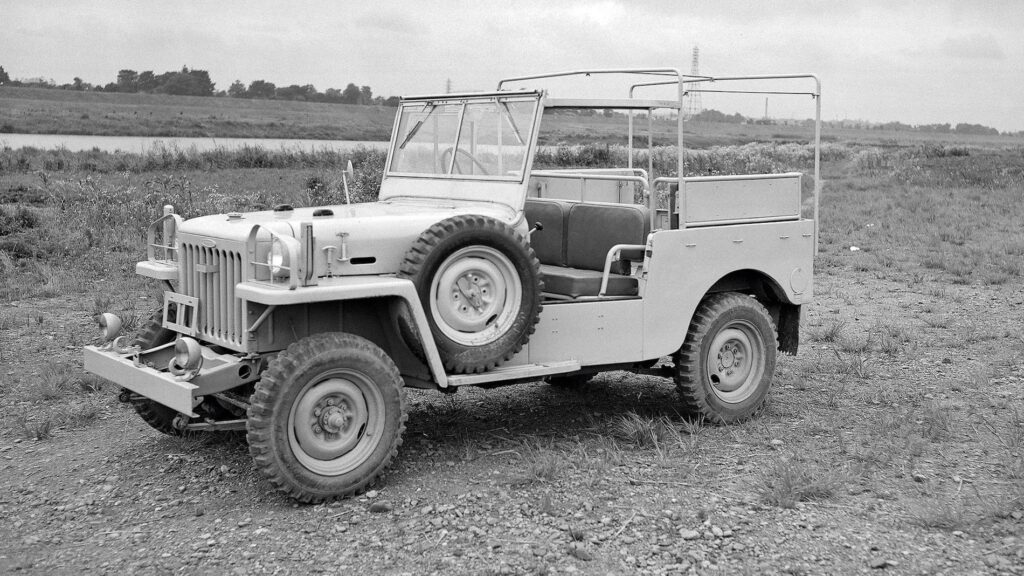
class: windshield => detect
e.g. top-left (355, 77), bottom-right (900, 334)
top-left (389, 96), bottom-right (538, 180)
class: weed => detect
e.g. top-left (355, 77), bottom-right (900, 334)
top-left (812, 319), bottom-right (846, 343)
top-left (823, 380), bottom-right (849, 409)
top-left (514, 442), bottom-right (564, 485)
top-left (15, 412), bottom-right (53, 441)
top-left (755, 458), bottom-right (846, 508)
top-left (917, 401), bottom-right (953, 442)
top-left (612, 412), bottom-right (676, 449)
top-left (920, 314), bottom-right (951, 329)
top-left (907, 499), bottom-right (973, 531)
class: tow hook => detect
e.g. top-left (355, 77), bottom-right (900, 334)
top-left (118, 389), bottom-right (133, 403)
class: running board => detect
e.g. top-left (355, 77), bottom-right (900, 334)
top-left (447, 360), bottom-right (581, 387)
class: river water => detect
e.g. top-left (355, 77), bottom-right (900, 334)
top-left (0, 133), bottom-right (388, 153)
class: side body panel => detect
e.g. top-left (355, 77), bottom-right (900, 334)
top-left (508, 299), bottom-right (645, 367)
top-left (641, 219), bottom-right (814, 360)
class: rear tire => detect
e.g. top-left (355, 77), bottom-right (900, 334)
top-left (247, 332), bottom-right (407, 503)
top-left (674, 293), bottom-right (778, 424)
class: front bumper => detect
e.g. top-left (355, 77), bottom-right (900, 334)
top-left (84, 345), bottom-right (199, 416)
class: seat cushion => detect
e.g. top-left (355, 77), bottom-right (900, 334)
top-left (525, 198), bottom-right (571, 266)
top-left (565, 202), bottom-right (650, 270)
top-left (540, 264), bottom-right (638, 298)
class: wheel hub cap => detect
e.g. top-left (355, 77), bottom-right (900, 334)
top-left (705, 321), bottom-right (766, 403)
top-left (292, 379), bottom-right (369, 461)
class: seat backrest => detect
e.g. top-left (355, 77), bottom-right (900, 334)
top-left (524, 198), bottom-right (571, 266)
top-left (565, 202), bottom-right (650, 271)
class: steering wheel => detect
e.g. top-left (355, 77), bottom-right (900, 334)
top-left (440, 147), bottom-right (490, 175)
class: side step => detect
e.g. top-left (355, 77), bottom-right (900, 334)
top-left (447, 360), bottom-right (581, 387)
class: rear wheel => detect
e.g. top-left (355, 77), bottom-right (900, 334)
top-left (247, 332), bottom-right (407, 502)
top-left (674, 293), bottom-right (778, 424)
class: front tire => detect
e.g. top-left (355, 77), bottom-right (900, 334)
top-left (674, 293), bottom-right (778, 424)
top-left (247, 333), bottom-right (407, 502)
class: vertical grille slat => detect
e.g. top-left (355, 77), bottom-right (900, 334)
top-left (179, 241), bottom-right (245, 348)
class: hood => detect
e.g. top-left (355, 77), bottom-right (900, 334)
top-left (177, 199), bottom-right (522, 276)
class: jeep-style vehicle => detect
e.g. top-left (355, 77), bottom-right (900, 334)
top-left (85, 68), bottom-right (822, 502)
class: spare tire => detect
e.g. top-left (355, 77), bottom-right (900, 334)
top-left (398, 215), bottom-right (542, 374)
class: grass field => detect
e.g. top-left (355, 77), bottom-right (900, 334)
top-left (1, 130), bottom-right (1022, 571)
top-left (4, 85), bottom-right (1022, 150)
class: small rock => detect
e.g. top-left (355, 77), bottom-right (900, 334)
top-left (567, 543), bottom-right (594, 561)
top-left (770, 439), bottom-right (784, 446)
top-left (366, 490), bottom-right (379, 498)
top-left (369, 501), bottom-right (393, 513)
top-left (711, 526), bottom-right (724, 538)
top-left (869, 558), bottom-right (896, 569)
top-left (680, 529), bottom-right (700, 541)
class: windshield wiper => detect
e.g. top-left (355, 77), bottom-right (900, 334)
top-left (398, 104), bottom-right (436, 149)
top-left (499, 101), bottom-right (525, 145)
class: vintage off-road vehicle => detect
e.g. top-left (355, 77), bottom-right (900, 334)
top-left (85, 68), bottom-right (822, 502)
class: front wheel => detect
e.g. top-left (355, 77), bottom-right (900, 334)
top-left (674, 293), bottom-right (778, 424)
top-left (247, 333), bottom-right (407, 502)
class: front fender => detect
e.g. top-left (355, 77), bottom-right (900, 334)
top-left (235, 275), bottom-right (448, 387)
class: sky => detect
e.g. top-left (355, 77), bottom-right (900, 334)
top-left (3, 0), bottom-right (1023, 131)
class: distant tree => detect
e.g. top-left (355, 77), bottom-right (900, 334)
top-left (116, 69), bottom-right (138, 92)
top-left (324, 87), bottom-right (343, 102)
top-left (72, 77), bottom-right (86, 91)
top-left (0, 65), bottom-right (9, 85)
top-left (228, 80), bottom-right (247, 98)
top-left (359, 85), bottom-right (373, 105)
top-left (954, 122), bottom-right (999, 136)
top-left (137, 71), bottom-right (156, 92)
top-left (383, 96), bottom-right (401, 107)
top-left (276, 84), bottom-right (319, 101)
top-left (341, 83), bottom-right (361, 104)
top-left (247, 79), bottom-right (276, 99)
top-left (102, 82), bottom-right (118, 92)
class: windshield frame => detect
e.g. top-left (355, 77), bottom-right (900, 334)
top-left (385, 91), bottom-right (542, 183)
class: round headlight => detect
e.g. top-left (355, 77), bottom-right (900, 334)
top-left (268, 239), bottom-right (288, 278)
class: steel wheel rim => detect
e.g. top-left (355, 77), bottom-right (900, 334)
top-left (429, 245), bottom-right (522, 346)
top-left (288, 370), bottom-right (385, 476)
top-left (706, 320), bottom-right (766, 404)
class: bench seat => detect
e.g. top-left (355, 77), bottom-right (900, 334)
top-left (526, 198), bottom-right (650, 299)
top-left (539, 265), bottom-right (638, 299)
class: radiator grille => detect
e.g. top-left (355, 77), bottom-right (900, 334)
top-left (179, 242), bottom-right (245, 347)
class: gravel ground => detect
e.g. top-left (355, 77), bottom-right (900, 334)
top-left (1, 274), bottom-right (1022, 575)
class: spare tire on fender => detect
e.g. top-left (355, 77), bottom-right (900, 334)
top-left (397, 215), bottom-right (542, 374)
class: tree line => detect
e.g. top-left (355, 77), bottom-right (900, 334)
top-left (0, 64), bottom-right (1017, 133)
top-left (0, 65), bottom-right (400, 106)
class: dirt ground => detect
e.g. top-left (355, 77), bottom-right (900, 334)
top-left (0, 262), bottom-right (1021, 575)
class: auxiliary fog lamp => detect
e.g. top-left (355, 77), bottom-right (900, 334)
top-left (168, 337), bottom-right (204, 380)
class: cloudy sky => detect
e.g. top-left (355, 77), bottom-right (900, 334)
top-left (3, 0), bottom-right (1022, 130)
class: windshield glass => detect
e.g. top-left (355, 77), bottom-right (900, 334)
top-left (389, 96), bottom-right (538, 180)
